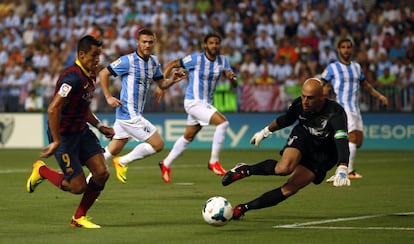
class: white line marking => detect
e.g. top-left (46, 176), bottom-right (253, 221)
top-left (273, 212), bottom-right (414, 229)
top-left (174, 182), bottom-right (194, 186)
top-left (0, 169), bottom-right (28, 174)
top-left (278, 226), bottom-right (414, 231)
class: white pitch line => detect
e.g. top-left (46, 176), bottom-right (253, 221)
top-left (273, 212), bottom-right (414, 229)
top-left (280, 226), bottom-right (414, 231)
top-left (0, 169), bottom-right (28, 174)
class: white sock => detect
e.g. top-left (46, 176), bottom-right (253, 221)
top-left (210, 121), bottom-right (229, 164)
top-left (119, 143), bottom-right (156, 166)
top-left (103, 146), bottom-right (114, 163)
top-left (348, 142), bottom-right (357, 173)
top-left (163, 136), bottom-right (190, 168)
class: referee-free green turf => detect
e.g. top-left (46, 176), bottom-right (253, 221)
top-left (1, 149), bottom-right (413, 244)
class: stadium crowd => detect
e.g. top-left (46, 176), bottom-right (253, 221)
top-left (0, 0), bottom-right (413, 113)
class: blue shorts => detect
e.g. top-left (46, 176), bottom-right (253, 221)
top-left (47, 128), bottom-right (104, 181)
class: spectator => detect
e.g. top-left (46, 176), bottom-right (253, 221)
top-left (239, 52), bottom-right (258, 81)
top-left (375, 52), bottom-right (393, 78)
top-left (276, 38), bottom-right (298, 65)
top-left (24, 89), bottom-right (43, 112)
top-left (255, 70), bottom-right (274, 85)
top-left (366, 11), bottom-right (380, 37)
top-left (282, 1), bottom-right (299, 24)
top-left (272, 9), bottom-right (287, 42)
top-left (270, 56), bottom-right (293, 84)
top-left (400, 67), bottom-right (414, 111)
top-left (32, 47), bottom-right (50, 70)
top-left (284, 15), bottom-right (298, 41)
top-left (382, 0), bottom-right (400, 24)
top-left (377, 67), bottom-right (401, 111)
top-left (345, 1), bottom-right (365, 25)
top-left (311, 2), bottom-right (331, 29)
top-left (222, 30), bottom-right (244, 51)
top-left (319, 45), bottom-right (337, 66)
top-left (3, 9), bottom-right (21, 29)
top-left (22, 22), bottom-right (38, 47)
top-left (297, 15), bottom-right (317, 41)
top-left (254, 30), bottom-right (276, 53)
top-left (388, 37), bottom-right (406, 60)
top-left (224, 14), bottom-right (243, 35)
top-left (0, 43), bottom-right (8, 67)
top-left (3, 68), bottom-right (26, 112)
top-left (256, 15), bottom-right (275, 37)
top-left (367, 41), bottom-right (387, 65)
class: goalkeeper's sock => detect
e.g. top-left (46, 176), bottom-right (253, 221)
top-left (244, 187), bottom-right (287, 210)
top-left (247, 159), bottom-right (277, 176)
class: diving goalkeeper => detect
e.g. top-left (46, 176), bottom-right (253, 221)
top-left (222, 78), bottom-right (351, 220)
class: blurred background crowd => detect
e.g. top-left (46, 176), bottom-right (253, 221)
top-left (0, 0), bottom-right (413, 113)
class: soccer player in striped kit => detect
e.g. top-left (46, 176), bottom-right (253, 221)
top-left (26, 35), bottom-right (115, 228)
top-left (96, 29), bottom-right (185, 184)
top-left (321, 38), bottom-right (388, 180)
top-left (159, 32), bottom-right (237, 183)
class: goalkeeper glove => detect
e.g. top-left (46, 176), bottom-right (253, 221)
top-left (250, 126), bottom-right (272, 147)
top-left (333, 165), bottom-right (351, 187)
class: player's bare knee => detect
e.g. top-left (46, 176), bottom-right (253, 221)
top-left (110, 147), bottom-right (123, 155)
top-left (153, 141), bottom-right (164, 152)
top-left (69, 181), bottom-right (88, 194)
top-left (275, 163), bottom-right (295, 175)
top-left (184, 135), bottom-right (195, 142)
top-left (281, 184), bottom-right (300, 197)
top-left (91, 169), bottom-right (109, 183)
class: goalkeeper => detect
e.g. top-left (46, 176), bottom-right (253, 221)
top-left (222, 78), bottom-right (350, 220)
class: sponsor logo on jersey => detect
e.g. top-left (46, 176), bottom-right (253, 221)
top-left (111, 58), bottom-right (122, 67)
top-left (287, 135), bottom-right (298, 146)
top-left (183, 55), bottom-right (192, 64)
top-left (58, 83), bottom-right (72, 97)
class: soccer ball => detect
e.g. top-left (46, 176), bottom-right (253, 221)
top-left (202, 196), bottom-right (233, 226)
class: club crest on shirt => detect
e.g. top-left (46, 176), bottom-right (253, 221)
top-left (182, 55), bottom-right (192, 64)
top-left (111, 58), bottom-right (122, 67)
top-left (58, 83), bottom-right (72, 97)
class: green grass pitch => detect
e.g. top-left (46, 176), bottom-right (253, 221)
top-left (1, 149), bottom-right (413, 244)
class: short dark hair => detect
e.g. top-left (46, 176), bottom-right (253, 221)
top-left (204, 32), bottom-right (222, 43)
top-left (337, 38), bottom-right (353, 48)
top-left (137, 28), bottom-right (155, 39)
top-left (77, 35), bottom-right (102, 54)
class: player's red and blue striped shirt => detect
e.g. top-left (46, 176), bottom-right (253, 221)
top-left (53, 61), bottom-right (96, 134)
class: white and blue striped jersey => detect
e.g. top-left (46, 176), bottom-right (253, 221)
top-left (181, 52), bottom-right (231, 104)
top-left (321, 61), bottom-right (365, 113)
top-left (108, 53), bottom-right (163, 120)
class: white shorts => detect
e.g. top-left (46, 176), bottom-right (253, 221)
top-left (112, 115), bottom-right (156, 141)
top-left (345, 110), bottom-right (363, 132)
top-left (184, 99), bottom-right (217, 126)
